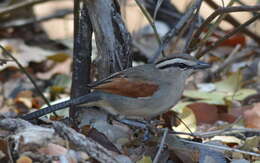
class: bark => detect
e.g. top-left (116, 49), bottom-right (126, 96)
top-left (70, 1), bottom-right (92, 125)
top-left (70, 0), bottom-right (132, 127)
top-left (85, 0), bottom-right (132, 78)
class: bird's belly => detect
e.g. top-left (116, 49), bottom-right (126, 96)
top-left (102, 87), bottom-right (182, 118)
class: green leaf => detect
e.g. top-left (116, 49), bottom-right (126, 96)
top-left (172, 101), bottom-right (193, 113)
top-left (215, 72), bottom-right (242, 93)
top-left (183, 90), bottom-right (226, 105)
top-left (226, 89), bottom-right (257, 101)
top-left (137, 156), bottom-right (152, 163)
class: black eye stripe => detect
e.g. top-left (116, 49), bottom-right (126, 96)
top-left (176, 63), bottom-right (188, 68)
top-left (159, 63), bottom-right (191, 69)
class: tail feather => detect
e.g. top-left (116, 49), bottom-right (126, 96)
top-left (21, 92), bottom-right (102, 120)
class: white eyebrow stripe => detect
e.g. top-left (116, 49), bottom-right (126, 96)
top-left (156, 58), bottom-right (192, 68)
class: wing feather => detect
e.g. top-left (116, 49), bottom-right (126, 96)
top-left (88, 67), bottom-right (159, 98)
top-left (94, 77), bottom-right (158, 98)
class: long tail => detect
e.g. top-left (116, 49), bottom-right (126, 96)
top-left (21, 92), bottom-right (102, 120)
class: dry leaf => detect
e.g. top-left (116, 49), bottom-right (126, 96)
top-left (16, 156), bottom-right (32, 163)
top-left (211, 136), bottom-right (243, 147)
top-left (243, 103), bottom-right (260, 129)
top-left (36, 58), bottom-right (72, 80)
top-left (188, 103), bottom-right (218, 124)
top-left (241, 136), bottom-right (260, 151)
top-left (38, 143), bottom-right (67, 156)
top-left (172, 107), bottom-right (197, 136)
top-left (0, 39), bottom-right (61, 70)
top-left (0, 139), bottom-right (11, 162)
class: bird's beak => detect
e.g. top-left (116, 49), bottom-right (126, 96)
top-left (192, 61), bottom-right (211, 69)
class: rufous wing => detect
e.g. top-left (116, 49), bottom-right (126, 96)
top-left (93, 77), bottom-right (159, 98)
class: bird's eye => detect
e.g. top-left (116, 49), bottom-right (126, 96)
top-left (176, 63), bottom-right (188, 69)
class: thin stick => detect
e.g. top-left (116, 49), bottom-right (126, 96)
top-left (180, 139), bottom-right (260, 157)
top-left (0, 45), bottom-right (51, 108)
top-left (153, 128), bottom-right (168, 163)
top-left (193, 0), bottom-right (237, 55)
top-left (189, 5), bottom-right (260, 52)
top-left (135, 0), bottom-right (165, 57)
top-left (166, 126), bottom-right (260, 138)
top-left (0, 0), bottom-right (54, 17)
top-left (0, 9), bottom-right (73, 28)
top-left (144, 2), bottom-right (182, 20)
top-left (210, 45), bottom-right (245, 77)
top-left (54, 122), bottom-right (122, 163)
top-left (204, 0), bottom-right (260, 44)
top-left (168, 130), bottom-right (195, 136)
top-left (215, 51), bottom-right (255, 78)
top-left (193, 127), bottom-right (260, 138)
top-left (175, 114), bottom-right (193, 134)
top-left (183, 0), bottom-right (203, 52)
top-left (196, 14), bottom-right (260, 58)
top-left (150, 0), bottom-right (202, 63)
top-left (153, 0), bottom-right (164, 21)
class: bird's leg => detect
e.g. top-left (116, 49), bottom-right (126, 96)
top-left (118, 119), bottom-right (147, 128)
top-left (114, 118), bottom-right (155, 141)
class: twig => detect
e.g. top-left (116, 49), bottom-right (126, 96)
top-left (168, 17), bottom-right (191, 53)
top-left (153, 128), bottom-right (168, 163)
top-left (0, 45), bottom-right (51, 108)
top-left (204, 0), bottom-right (260, 44)
top-left (237, 0), bottom-right (260, 17)
top-left (189, 5), bottom-right (260, 52)
top-left (150, 0), bottom-right (203, 63)
top-left (193, 0), bottom-right (237, 55)
top-left (0, 118), bottom-right (32, 131)
top-left (168, 130), bottom-right (195, 136)
top-left (153, 0), bottom-right (164, 21)
top-left (196, 14), bottom-right (260, 58)
top-left (0, 0), bottom-right (54, 17)
top-left (175, 114), bottom-right (193, 134)
top-left (167, 126), bottom-right (260, 138)
top-left (180, 139), bottom-right (260, 157)
top-left (143, 1), bottom-right (182, 20)
top-left (135, 0), bottom-right (165, 57)
top-left (0, 9), bottom-right (73, 28)
top-left (216, 44), bottom-right (241, 73)
top-left (0, 58), bottom-right (13, 65)
top-left (193, 127), bottom-right (260, 138)
top-left (52, 122), bottom-right (127, 163)
top-left (183, 0), bottom-right (203, 53)
top-left (111, 11), bottom-right (132, 70)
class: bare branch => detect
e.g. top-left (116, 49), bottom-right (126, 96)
top-left (0, 0), bottom-right (54, 17)
top-left (53, 122), bottom-right (130, 163)
top-left (153, 128), bottom-right (168, 163)
top-left (204, 0), bottom-right (260, 44)
top-left (189, 5), bottom-right (260, 52)
top-left (150, 0), bottom-right (203, 63)
top-left (180, 139), bottom-right (260, 157)
top-left (0, 45), bottom-right (51, 108)
top-left (196, 14), bottom-right (260, 58)
top-left (70, 1), bottom-right (93, 125)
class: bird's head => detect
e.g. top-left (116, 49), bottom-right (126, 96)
top-left (155, 53), bottom-right (211, 79)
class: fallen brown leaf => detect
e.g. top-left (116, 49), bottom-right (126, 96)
top-left (188, 103), bottom-right (219, 124)
top-left (16, 156), bottom-right (32, 163)
top-left (38, 143), bottom-right (67, 156)
top-left (243, 103), bottom-right (260, 129)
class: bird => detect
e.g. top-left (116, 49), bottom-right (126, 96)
top-left (21, 53), bottom-right (210, 120)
